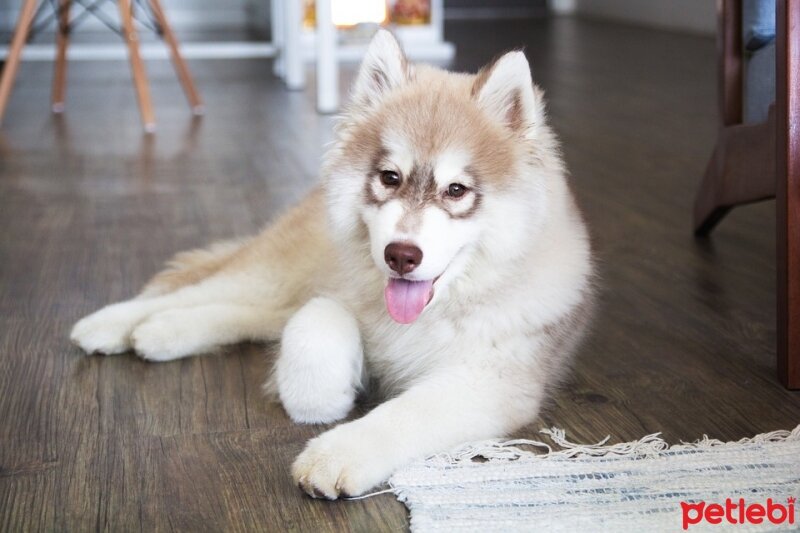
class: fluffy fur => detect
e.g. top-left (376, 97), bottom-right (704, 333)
top-left (71, 30), bottom-right (594, 499)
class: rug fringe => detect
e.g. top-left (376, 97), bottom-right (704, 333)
top-left (350, 424), bottom-right (800, 501)
top-left (425, 424), bottom-right (800, 465)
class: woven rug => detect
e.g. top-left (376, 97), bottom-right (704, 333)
top-left (382, 426), bottom-right (800, 532)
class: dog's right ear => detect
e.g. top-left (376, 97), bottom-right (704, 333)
top-left (472, 51), bottom-right (542, 134)
top-left (351, 30), bottom-right (409, 109)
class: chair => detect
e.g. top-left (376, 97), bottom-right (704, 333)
top-left (694, 0), bottom-right (798, 389)
top-left (0, 0), bottom-right (203, 131)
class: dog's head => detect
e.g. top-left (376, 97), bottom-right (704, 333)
top-left (325, 30), bottom-right (558, 324)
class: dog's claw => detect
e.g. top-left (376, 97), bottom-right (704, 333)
top-left (312, 486), bottom-right (332, 500)
top-left (298, 477), bottom-right (337, 500)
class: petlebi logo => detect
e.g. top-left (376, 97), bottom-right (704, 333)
top-left (681, 497), bottom-right (796, 530)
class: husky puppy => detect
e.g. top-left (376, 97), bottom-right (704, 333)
top-left (71, 30), bottom-right (594, 499)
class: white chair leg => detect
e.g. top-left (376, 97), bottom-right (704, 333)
top-left (284, 0), bottom-right (305, 90)
top-left (271, 0), bottom-right (285, 78)
top-left (315, 0), bottom-right (338, 113)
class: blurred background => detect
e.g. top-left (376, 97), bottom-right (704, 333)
top-left (0, 0), bottom-right (716, 37)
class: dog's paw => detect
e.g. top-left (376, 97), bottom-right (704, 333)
top-left (292, 424), bottom-right (390, 499)
top-left (70, 302), bottom-right (144, 354)
top-left (276, 297), bottom-right (362, 424)
top-left (278, 375), bottom-right (356, 425)
top-left (131, 310), bottom-right (208, 362)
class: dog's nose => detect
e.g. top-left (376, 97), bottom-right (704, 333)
top-left (384, 242), bottom-right (423, 275)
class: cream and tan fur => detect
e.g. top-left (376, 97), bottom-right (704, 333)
top-left (71, 31), bottom-right (594, 498)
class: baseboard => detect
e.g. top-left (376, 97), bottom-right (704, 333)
top-left (444, 7), bottom-right (549, 20)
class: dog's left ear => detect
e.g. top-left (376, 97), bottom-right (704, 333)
top-left (351, 29), bottom-right (410, 109)
top-left (472, 51), bottom-right (543, 133)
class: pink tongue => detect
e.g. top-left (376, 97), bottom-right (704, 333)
top-left (384, 279), bottom-right (434, 324)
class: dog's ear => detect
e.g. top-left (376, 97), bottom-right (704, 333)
top-left (472, 51), bottom-right (542, 133)
top-left (351, 30), bottom-right (409, 108)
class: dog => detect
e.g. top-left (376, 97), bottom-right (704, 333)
top-left (71, 30), bottom-right (595, 499)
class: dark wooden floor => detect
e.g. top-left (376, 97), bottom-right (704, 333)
top-left (2, 16), bottom-right (799, 532)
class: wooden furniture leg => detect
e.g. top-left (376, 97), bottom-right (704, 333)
top-left (694, 0), bottom-right (775, 236)
top-left (147, 0), bottom-right (203, 115)
top-left (776, 0), bottom-right (800, 389)
top-left (117, 0), bottom-right (156, 131)
top-left (52, 0), bottom-right (71, 113)
top-left (694, 0), bottom-right (747, 235)
top-left (695, 112), bottom-right (776, 236)
top-left (0, 0), bottom-right (39, 125)
top-left (696, 0), bottom-right (797, 389)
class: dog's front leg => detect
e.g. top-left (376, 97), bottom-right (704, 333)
top-left (274, 297), bottom-right (364, 424)
top-left (292, 365), bottom-right (540, 499)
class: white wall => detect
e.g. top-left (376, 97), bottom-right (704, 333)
top-left (557, 0), bottom-right (716, 35)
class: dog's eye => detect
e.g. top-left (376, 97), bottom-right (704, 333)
top-left (380, 171), bottom-right (401, 187)
top-left (446, 183), bottom-right (468, 198)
